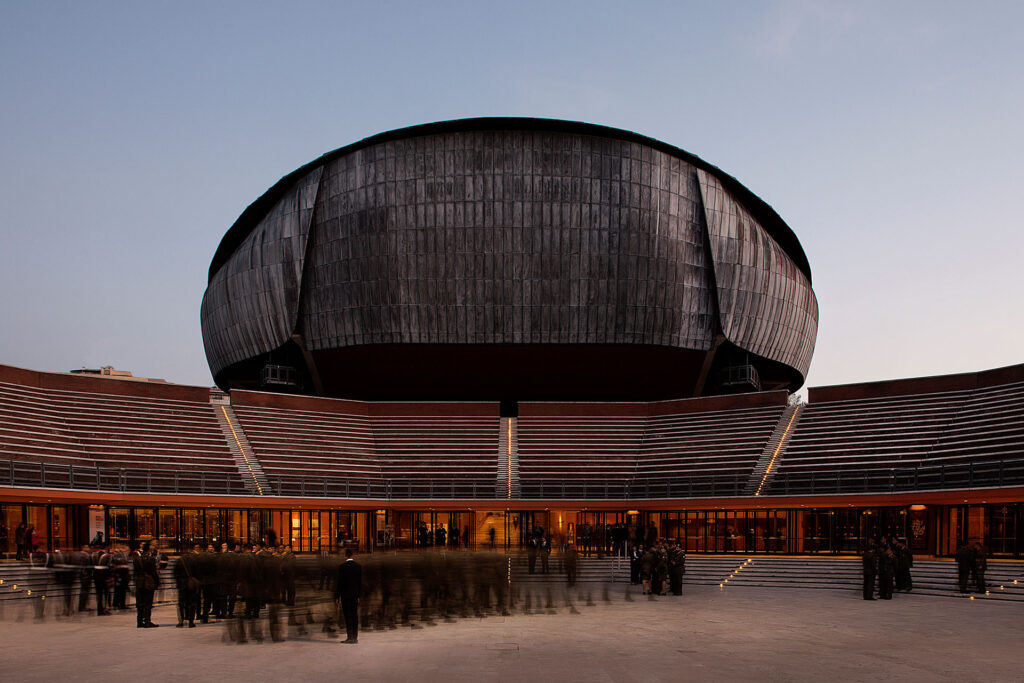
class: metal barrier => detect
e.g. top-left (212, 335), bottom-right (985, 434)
top-left (1, 458), bottom-right (1022, 499)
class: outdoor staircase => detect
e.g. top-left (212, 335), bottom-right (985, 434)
top-left (746, 403), bottom-right (802, 495)
top-left (496, 417), bottom-right (521, 499)
top-left (679, 556), bottom-right (1024, 602)
top-left (510, 553), bottom-right (629, 584)
top-left (213, 402), bottom-right (270, 495)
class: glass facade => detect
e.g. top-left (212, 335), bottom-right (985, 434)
top-left (0, 502), bottom-right (1020, 557)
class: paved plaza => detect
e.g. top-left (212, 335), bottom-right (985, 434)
top-left (0, 583), bottom-right (1020, 682)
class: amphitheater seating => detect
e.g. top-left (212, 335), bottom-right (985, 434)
top-left (637, 405), bottom-right (786, 478)
top-left (230, 405), bottom-right (500, 484)
top-left (925, 381), bottom-right (1024, 466)
top-left (0, 380), bottom-right (241, 491)
top-left (775, 390), bottom-right (973, 475)
top-left (517, 415), bottom-right (646, 480)
top-left (372, 415), bottom-right (499, 479)
top-left (231, 405), bottom-right (379, 479)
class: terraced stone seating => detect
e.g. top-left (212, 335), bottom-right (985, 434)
top-left (373, 415), bottom-right (499, 479)
top-left (517, 415), bottom-right (646, 479)
top-left (0, 380), bottom-right (241, 493)
top-left (638, 405), bottom-right (785, 480)
top-left (779, 391), bottom-right (971, 475)
top-left (231, 404), bottom-right (379, 480)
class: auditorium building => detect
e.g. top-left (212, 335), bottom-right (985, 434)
top-left (1, 119), bottom-right (1021, 558)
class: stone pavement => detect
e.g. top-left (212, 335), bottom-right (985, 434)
top-left (0, 583), bottom-right (1020, 682)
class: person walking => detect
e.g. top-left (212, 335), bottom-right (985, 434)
top-left (335, 547), bottom-right (362, 644)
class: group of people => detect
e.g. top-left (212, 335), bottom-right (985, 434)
top-left (955, 540), bottom-right (989, 594)
top-left (861, 537), bottom-right (914, 600)
top-left (415, 522), bottom-right (472, 549)
top-left (12, 521), bottom-right (40, 560)
top-left (629, 542), bottom-right (686, 596)
top-left (171, 539), bottom-right (299, 631)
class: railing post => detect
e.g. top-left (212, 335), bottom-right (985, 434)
top-left (940, 465), bottom-right (945, 488)
top-left (999, 460), bottom-right (1004, 485)
top-left (969, 461), bottom-right (974, 486)
top-left (40, 461), bottom-right (45, 487)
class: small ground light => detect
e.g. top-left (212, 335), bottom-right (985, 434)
top-left (719, 583), bottom-right (723, 587)
top-left (12, 584), bottom-right (16, 590)
top-left (26, 590), bottom-right (31, 595)
top-left (985, 591), bottom-right (990, 595)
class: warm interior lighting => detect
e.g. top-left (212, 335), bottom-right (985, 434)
top-left (909, 505), bottom-right (926, 511)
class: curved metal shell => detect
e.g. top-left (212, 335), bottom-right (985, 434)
top-left (201, 121), bottom-right (818, 397)
top-left (697, 170), bottom-right (818, 381)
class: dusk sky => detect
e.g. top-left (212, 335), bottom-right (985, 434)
top-left (2, 1), bottom-right (1021, 393)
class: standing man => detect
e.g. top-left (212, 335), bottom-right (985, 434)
top-left (971, 540), bottom-right (988, 594)
top-left (335, 547), bottom-right (362, 644)
top-left (15, 521), bottom-right (26, 560)
top-left (878, 542), bottom-right (896, 600)
top-left (563, 542), bottom-right (579, 586)
top-left (861, 541), bottom-right (878, 600)
top-left (894, 539), bottom-right (913, 592)
top-left (955, 541), bottom-right (973, 593)
top-left (133, 541), bottom-right (160, 627)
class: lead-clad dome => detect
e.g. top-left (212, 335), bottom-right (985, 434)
top-left (201, 118), bottom-right (817, 401)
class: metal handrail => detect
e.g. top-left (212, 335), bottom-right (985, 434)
top-left (0, 457), bottom-right (1021, 499)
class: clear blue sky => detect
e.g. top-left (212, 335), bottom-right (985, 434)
top-left (1, 1), bottom-right (1021, 391)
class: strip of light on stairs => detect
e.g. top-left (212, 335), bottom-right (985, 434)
top-left (221, 405), bottom-right (264, 495)
top-left (755, 406), bottom-right (801, 496)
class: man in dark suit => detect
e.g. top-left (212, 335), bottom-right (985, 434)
top-left (334, 547), bottom-right (362, 644)
top-left (133, 541), bottom-right (160, 627)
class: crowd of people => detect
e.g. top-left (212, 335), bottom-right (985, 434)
top-left (8, 530), bottom-right (1010, 642)
top-left (860, 537), bottom-right (914, 600)
top-left (628, 542), bottom-right (686, 596)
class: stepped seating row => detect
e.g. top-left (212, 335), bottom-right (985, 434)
top-left (517, 405), bottom-right (784, 480)
top-left (231, 405), bottom-right (378, 479)
top-left (0, 382), bottom-right (240, 481)
top-left (231, 406), bottom-right (500, 479)
top-left (778, 390), bottom-right (972, 473)
top-left (517, 415), bottom-right (646, 478)
top-left (927, 382), bottom-right (1024, 465)
top-left (638, 406), bottom-right (784, 477)
top-left (769, 381), bottom-right (1024, 493)
top-left (374, 416), bottom-right (500, 478)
